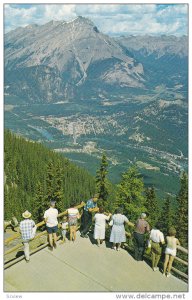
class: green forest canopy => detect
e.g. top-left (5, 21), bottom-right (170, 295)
top-left (4, 130), bottom-right (188, 247)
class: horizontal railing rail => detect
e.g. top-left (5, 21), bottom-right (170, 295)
top-left (4, 202), bottom-right (85, 245)
top-left (171, 245), bottom-right (188, 280)
top-left (4, 207), bottom-right (188, 282)
top-left (123, 237), bottom-right (188, 281)
top-left (4, 202), bottom-right (85, 268)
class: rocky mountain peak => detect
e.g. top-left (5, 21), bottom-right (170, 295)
top-left (4, 18), bottom-right (187, 104)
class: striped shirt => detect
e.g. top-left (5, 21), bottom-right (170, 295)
top-left (68, 208), bottom-right (79, 221)
top-left (20, 219), bottom-right (35, 241)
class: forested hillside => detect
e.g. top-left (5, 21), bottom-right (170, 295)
top-left (4, 130), bottom-right (188, 248)
top-left (4, 130), bottom-right (96, 222)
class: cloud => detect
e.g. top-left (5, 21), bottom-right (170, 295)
top-left (4, 4), bottom-right (188, 36)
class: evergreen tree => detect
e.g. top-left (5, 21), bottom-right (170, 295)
top-left (46, 160), bottom-right (55, 202)
top-left (176, 172), bottom-right (188, 247)
top-left (53, 160), bottom-right (64, 212)
top-left (145, 186), bottom-right (159, 227)
top-left (45, 160), bottom-right (64, 212)
top-left (116, 166), bottom-right (146, 221)
top-left (32, 181), bottom-right (47, 223)
top-left (96, 153), bottom-right (109, 207)
top-left (4, 130), bottom-right (95, 221)
top-left (158, 196), bottom-right (173, 235)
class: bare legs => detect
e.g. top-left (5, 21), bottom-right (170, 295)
top-left (152, 252), bottom-right (161, 270)
top-left (117, 243), bottom-right (121, 251)
top-left (48, 233), bottom-right (53, 248)
top-left (70, 226), bottom-right (77, 242)
top-left (48, 233), bottom-right (57, 248)
top-left (112, 243), bottom-right (121, 251)
top-left (163, 254), bottom-right (175, 276)
top-left (53, 232), bottom-right (57, 247)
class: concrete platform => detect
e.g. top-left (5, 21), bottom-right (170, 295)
top-left (4, 232), bottom-right (188, 292)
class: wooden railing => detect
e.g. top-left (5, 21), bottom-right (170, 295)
top-left (123, 240), bottom-right (188, 281)
top-left (4, 208), bottom-right (188, 282)
top-left (4, 202), bottom-right (85, 269)
top-left (171, 245), bottom-right (188, 280)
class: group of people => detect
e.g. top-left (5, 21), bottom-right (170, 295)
top-left (19, 195), bottom-right (180, 278)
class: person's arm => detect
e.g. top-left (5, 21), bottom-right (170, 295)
top-left (146, 222), bottom-right (150, 233)
top-left (88, 207), bottom-right (99, 213)
top-left (44, 212), bottom-right (48, 223)
top-left (176, 238), bottom-right (180, 246)
top-left (127, 221), bottom-right (134, 227)
top-left (105, 213), bottom-right (112, 221)
top-left (125, 216), bottom-right (134, 227)
top-left (160, 234), bottom-right (165, 245)
top-left (75, 209), bottom-right (80, 219)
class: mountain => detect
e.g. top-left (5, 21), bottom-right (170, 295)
top-left (4, 17), bottom-right (145, 103)
top-left (117, 35), bottom-right (188, 89)
top-left (4, 17), bottom-right (188, 197)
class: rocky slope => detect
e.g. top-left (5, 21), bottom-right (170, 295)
top-left (5, 17), bottom-right (145, 103)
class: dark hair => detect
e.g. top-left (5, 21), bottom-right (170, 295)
top-left (115, 207), bottom-right (123, 214)
top-left (168, 227), bottom-right (176, 236)
top-left (99, 207), bottom-right (104, 213)
top-left (70, 201), bottom-right (76, 207)
top-left (154, 222), bottom-right (161, 230)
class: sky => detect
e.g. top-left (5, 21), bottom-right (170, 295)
top-left (4, 3), bottom-right (188, 36)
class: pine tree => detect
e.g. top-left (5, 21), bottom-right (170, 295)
top-left (45, 160), bottom-right (64, 212)
top-left (176, 172), bottom-right (188, 247)
top-left (32, 181), bottom-right (47, 223)
top-left (4, 129), bottom-right (96, 220)
top-left (46, 160), bottom-right (55, 203)
top-left (158, 196), bottom-right (173, 235)
top-left (96, 153), bottom-right (109, 207)
top-left (145, 186), bottom-right (159, 227)
top-left (116, 166), bottom-right (146, 221)
top-left (53, 160), bottom-right (64, 212)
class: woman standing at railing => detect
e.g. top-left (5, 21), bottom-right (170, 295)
top-left (67, 202), bottom-right (81, 242)
top-left (163, 227), bottom-right (180, 277)
top-left (110, 207), bottom-right (134, 251)
top-left (93, 207), bottom-right (111, 247)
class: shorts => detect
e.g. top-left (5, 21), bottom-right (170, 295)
top-left (151, 241), bottom-right (162, 255)
top-left (46, 225), bottom-right (58, 234)
top-left (165, 247), bottom-right (176, 257)
top-left (68, 219), bottom-right (78, 226)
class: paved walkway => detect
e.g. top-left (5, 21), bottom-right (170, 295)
top-left (4, 232), bottom-right (188, 292)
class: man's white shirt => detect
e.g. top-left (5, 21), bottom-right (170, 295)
top-left (44, 207), bottom-right (58, 227)
top-left (150, 229), bottom-right (164, 243)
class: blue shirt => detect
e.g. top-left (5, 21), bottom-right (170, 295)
top-left (20, 219), bottom-right (35, 241)
top-left (84, 199), bottom-right (97, 212)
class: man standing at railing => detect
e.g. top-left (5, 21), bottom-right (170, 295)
top-left (44, 200), bottom-right (59, 250)
top-left (19, 210), bottom-right (36, 263)
top-left (80, 195), bottom-right (99, 238)
top-left (133, 212), bottom-right (150, 261)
